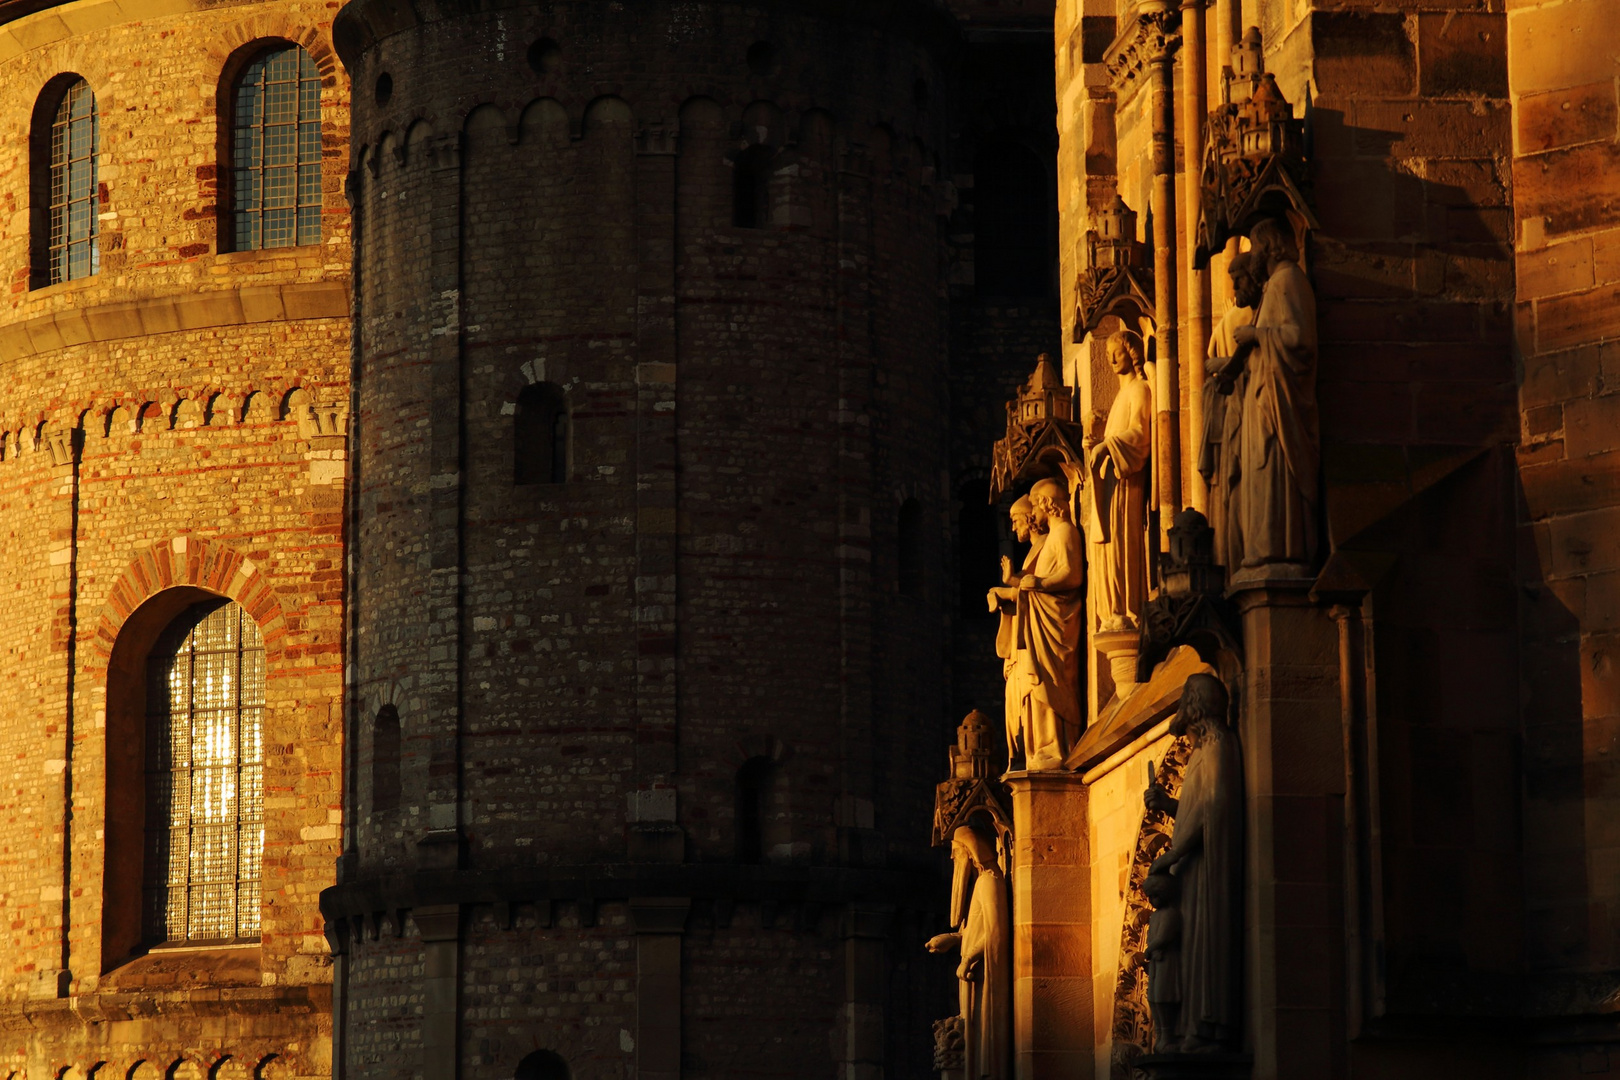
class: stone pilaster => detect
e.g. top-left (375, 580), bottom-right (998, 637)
top-left (1230, 574), bottom-right (1344, 1080)
top-left (1004, 770), bottom-right (1092, 1080)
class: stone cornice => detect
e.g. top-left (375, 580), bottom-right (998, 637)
top-left (0, 280), bottom-right (350, 362)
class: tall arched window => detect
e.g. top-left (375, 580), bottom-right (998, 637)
top-left (32, 77), bottom-right (99, 286)
top-left (372, 704), bottom-right (401, 814)
top-left (144, 600), bottom-right (265, 943)
top-left (230, 45), bottom-right (322, 251)
top-left (732, 144), bottom-right (773, 228)
top-left (898, 497), bottom-right (925, 598)
top-left (514, 382), bottom-right (568, 485)
top-left (515, 1051), bottom-right (570, 1080)
top-left (974, 141), bottom-right (1052, 297)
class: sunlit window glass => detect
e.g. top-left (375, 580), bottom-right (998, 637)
top-left (144, 600), bottom-right (266, 943)
top-left (48, 79), bottom-right (98, 284)
top-left (232, 46), bottom-right (322, 250)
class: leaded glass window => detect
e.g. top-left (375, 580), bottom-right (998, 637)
top-left (144, 600), bottom-right (265, 943)
top-left (231, 46), bottom-right (322, 250)
top-left (48, 79), bottom-right (98, 284)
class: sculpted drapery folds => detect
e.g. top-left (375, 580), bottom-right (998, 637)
top-left (987, 496), bottom-right (1046, 764)
top-left (1199, 253), bottom-right (1262, 570)
top-left (926, 825), bottom-right (1012, 1080)
top-left (1086, 332), bottom-right (1153, 632)
top-left (1143, 674), bottom-right (1244, 1053)
top-left (1000, 477), bottom-right (1084, 771)
top-left (1232, 218), bottom-right (1320, 569)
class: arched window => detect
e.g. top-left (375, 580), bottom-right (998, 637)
top-left (514, 382), bottom-right (568, 485)
top-left (898, 498), bottom-right (924, 598)
top-left (144, 599), bottom-right (265, 943)
top-left (958, 480), bottom-right (999, 616)
top-left (372, 705), bottom-right (400, 814)
top-left (229, 45), bottom-right (322, 251)
top-left (732, 144), bottom-right (772, 228)
top-left (515, 1051), bottom-right (570, 1080)
top-left (31, 77), bottom-right (99, 287)
top-left (974, 141), bottom-right (1052, 297)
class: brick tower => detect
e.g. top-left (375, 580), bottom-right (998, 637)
top-left (325, 2), bottom-right (978, 1077)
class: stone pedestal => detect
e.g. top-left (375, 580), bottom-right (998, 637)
top-left (1229, 572), bottom-right (1344, 1080)
top-left (1004, 770), bottom-right (1092, 1080)
top-left (1094, 628), bottom-right (1142, 698)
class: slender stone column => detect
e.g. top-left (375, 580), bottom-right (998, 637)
top-left (1180, 0), bottom-right (1210, 514)
top-left (1004, 770), bottom-right (1091, 1080)
top-left (415, 904), bottom-right (462, 1080)
top-left (632, 898), bottom-right (691, 1080)
top-left (1144, 2), bottom-right (1181, 542)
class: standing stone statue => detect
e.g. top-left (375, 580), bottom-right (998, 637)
top-left (1140, 871), bottom-right (1184, 1054)
top-left (926, 825), bottom-right (1011, 1080)
top-left (1232, 218), bottom-right (1319, 570)
top-left (1198, 252), bottom-right (1261, 570)
top-left (987, 496), bottom-right (1046, 765)
top-left (1008, 477), bottom-right (1084, 770)
top-left (1085, 331), bottom-right (1153, 632)
top-left (1143, 673), bottom-right (1243, 1053)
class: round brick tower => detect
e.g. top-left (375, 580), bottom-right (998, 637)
top-left (327, 1), bottom-right (959, 1078)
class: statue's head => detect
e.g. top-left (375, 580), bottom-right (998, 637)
top-left (1228, 251), bottom-right (1263, 310)
top-left (1028, 478), bottom-right (1069, 524)
top-left (1107, 331), bottom-right (1146, 378)
top-left (1141, 870), bottom-right (1180, 909)
top-left (1008, 495), bottom-right (1035, 543)
top-left (1248, 218), bottom-right (1297, 271)
top-left (952, 825), bottom-right (999, 874)
top-left (1171, 672), bottom-right (1230, 746)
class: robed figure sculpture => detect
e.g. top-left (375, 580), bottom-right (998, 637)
top-left (1199, 252), bottom-right (1261, 570)
top-left (1006, 477), bottom-right (1084, 770)
top-left (1144, 673), bottom-right (1244, 1053)
top-left (987, 495), bottom-right (1046, 764)
top-left (1232, 218), bottom-right (1320, 569)
top-left (1086, 332), bottom-right (1153, 632)
top-left (926, 825), bottom-right (1011, 1080)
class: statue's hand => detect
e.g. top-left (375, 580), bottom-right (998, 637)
top-left (986, 589), bottom-right (1001, 613)
top-left (1018, 575), bottom-right (1038, 591)
top-left (1149, 852), bottom-right (1176, 876)
top-left (1144, 784), bottom-right (1177, 816)
top-left (1233, 324), bottom-right (1257, 347)
top-left (1087, 444), bottom-right (1109, 472)
top-left (926, 932), bottom-right (961, 954)
top-left (957, 956), bottom-right (982, 982)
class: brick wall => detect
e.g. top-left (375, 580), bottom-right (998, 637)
top-left (0, 0), bottom-right (349, 1075)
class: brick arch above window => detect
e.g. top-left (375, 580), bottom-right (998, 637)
top-left (90, 536), bottom-right (289, 675)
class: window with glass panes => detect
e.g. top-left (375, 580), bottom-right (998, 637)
top-left (48, 79), bottom-right (98, 284)
top-left (144, 600), bottom-right (265, 943)
top-left (231, 46), bottom-right (322, 250)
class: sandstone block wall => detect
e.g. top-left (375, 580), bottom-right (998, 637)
top-left (0, 0), bottom-right (349, 1075)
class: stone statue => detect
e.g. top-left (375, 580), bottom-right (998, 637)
top-left (1085, 331), bottom-right (1152, 633)
top-left (1140, 871), bottom-right (1183, 1054)
top-left (1143, 673), bottom-right (1243, 1053)
top-left (1004, 477), bottom-right (1084, 770)
top-left (1231, 218), bottom-right (1319, 570)
top-left (1198, 252), bottom-right (1261, 570)
top-left (926, 824), bottom-right (1011, 1080)
top-left (987, 496), bottom-right (1047, 764)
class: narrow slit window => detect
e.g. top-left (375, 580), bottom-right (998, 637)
top-left (231, 45), bottom-right (323, 250)
top-left (732, 145), bottom-right (773, 229)
top-left (144, 600), bottom-right (266, 944)
top-left (48, 79), bottom-right (99, 284)
top-left (515, 382), bottom-right (568, 486)
top-left (372, 705), bottom-right (400, 814)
